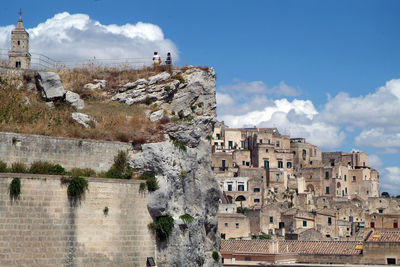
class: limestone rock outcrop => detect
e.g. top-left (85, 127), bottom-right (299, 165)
top-left (112, 68), bottom-right (217, 118)
top-left (84, 79), bottom-right (107, 90)
top-left (35, 72), bottom-right (66, 100)
top-left (71, 112), bottom-right (97, 128)
top-left (66, 91), bottom-right (85, 110)
top-left (130, 68), bottom-right (221, 266)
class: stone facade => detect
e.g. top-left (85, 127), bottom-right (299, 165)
top-left (8, 15), bottom-right (31, 69)
top-left (0, 173), bottom-right (154, 267)
top-left (0, 132), bottom-right (132, 172)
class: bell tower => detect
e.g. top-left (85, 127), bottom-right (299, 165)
top-left (8, 10), bottom-right (31, 69)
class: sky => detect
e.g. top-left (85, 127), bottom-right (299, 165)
top-left (0, 0), bottom-right (399, 194)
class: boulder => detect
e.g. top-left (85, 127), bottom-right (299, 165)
top-left (149, 109), bottom-right (165, 122)
top-left (36, 72), bottom-right (66, 100)
top-left (148, 72), bottom-right (171, 85)
top-left (71, 112), bottom-right (97, 128)
top-left (84, 79), bottom-right (106, 90)
top-left (66, 91), bottom-right (85, 110)
top-left (119, 78), bottom-right (148, 92)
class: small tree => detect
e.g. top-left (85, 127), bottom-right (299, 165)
top-left (106, 151), bottom-right (133, 179)
top-left (381, 192), bottom-right (390, 198)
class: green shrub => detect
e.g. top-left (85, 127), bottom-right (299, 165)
top-left (171, 138), bottom-right (187, 152)
top-left (0, 161), bottom-right (7, 172)
top-left (29, 161), bottom-right (66, 175)
top-left (139, 172), bottom-right (159, 192)
top-left (9, 178), bottom-right (21, 199)
top-left (106, 151), bottom-right (133, 179)
top-left (181, 170), bottom-right (187, 178)
top-left (69, 168), bottom-right (96, 177)
top-left (144, 97), bottom-right (153, 105)
top-left (10, 162), bottom-right (27, 173)
top-left (66, 176), bottom-right (89, 203)
top-left (178, 110), bottom-right (184, 120)
top-left (212, 251), bottom-right (219, 262)
top-left (179, 214), bottom-right (194, 224)
top-left (172, 73), bottom-right (185, 83)
top-left (139, 182), bottom-right (146, 192)
top-left (155, 215), bottom-right (174, 242)
top-left (258, 234), bottom-right (271, 240)
top-left (164, 85), bottom-right (171, 92)
top-left (190, 105), bottom-right (196, 112)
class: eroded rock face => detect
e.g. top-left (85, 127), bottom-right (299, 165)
top-left (112, 68), bottom-right (217, 118)
top-left (130, 68), bottom-right (220, 266)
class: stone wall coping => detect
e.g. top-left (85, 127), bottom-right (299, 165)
top-left (0, 172), bottom-right (143, 184)
top-left (0, 131), bottom-right (131, 146)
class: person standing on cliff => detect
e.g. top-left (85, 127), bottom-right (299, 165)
top-left (153, 52), bottom-right (161, 66)
top-left (165, 52), bottom-right (172, 66)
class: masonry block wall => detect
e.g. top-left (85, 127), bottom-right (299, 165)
top-left (0, 174), bottom-right (155, 267)
top-left (0, 132), bottom-right (132, 172)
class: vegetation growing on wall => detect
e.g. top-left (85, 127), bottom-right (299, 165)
top-left (9, 178), bottom-right (21, 200)
top-left (138, 172), bottom-right (159, 192)
top-left (62, 176), bottom-right (89, 204)
top-left (212, 251), bottom-right (220, 262)
top-left (171, 137), bottom-right (187, 152)
top-left (10, 162), bottom-right (27, 173)
top-left (106, 151), bottom-right (133, 179)
top-left (29, 161), bottom-right (66, 175)
top-left (179, 214), bottom-right (194, 225)
top-left (154, 215), bottom-right (174, 242)
top-left (0, 161), bottom-right (7, 172)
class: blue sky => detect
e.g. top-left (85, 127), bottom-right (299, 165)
top-left (1, 0), bottom-right (400, 194)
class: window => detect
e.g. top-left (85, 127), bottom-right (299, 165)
top-left (394, 221), bottom-right (398, 228)
top-left (326, 186), bottom-right (330, 194)
top-left (345, 187), bottom-right (348, 194)
top-left (330, 160), bottom-right (335, 167)
top-left (227, 184), bottom-right (232, 191)
top-left (387, 258), bottom-right (396, 265)
top-left (275, 174), bottom-right (280, 181)
top-left (246, 162), bottom-right (250, 166)
top-left (236, 223), bottom-right (239, 229)
top-left (303, 220), bottom-right (307, 227)
top-left (276, 140), bottom-right (280, 147)
top-left (228, 141), bottom-right (233, 148)
top-left (287, 162), bottom-right (292, 168)
top-left (344, 175), bottom-right (347, 181)
top-left (216, 133), bottom-right (221, 139)
top-left (17, 40), bottom-right (20, 45)
top-left (274, 187), bottom-right (278, 193)
top-left (302, 149), bottom-right (307, 160)
top-left (224, 223), bottom-right (228, 227)
top-left (378, 209), bottom-right (383, 214)
top-left (310, 175), bottom-right (312, 179)
top-left (254, 198), bottom-right (260, 203)
top-left (264, 160), bottom-right (269, 169)
top-left (370, 222), bottom-right (375, 228)
top-left (221, 142), bottom-right (224, 147)
top-left (363, 162), bottom-right (366, 167)
top-left (328, 217), bottom-right (332, 225)
top-left (15, 61), bottom-right (21, 68)
top-left (259, 139), bottom-right (262, 144)
top-left (241, 141), bottom-right (245, 148)
top-left (265, 149), bottom-right (268, 152)
top-left (278, 161), bottom-right (283, 168)
top-left (279, 222), bottom-right (284, 229)
top-left (214, 142), bottom-right (218, 146)
top-left (270, 216), bottom-right (274, 223)
top-left (221, 233), bottom-right (226, 240)
top-left (310, 161), bottom-right (313, 165)
top-left (353, 176), bottom-right (356, 181)
top-left (325, 171), bottom-right (329, 179)
top-left (222, 160), bottom-right (226, 168)
top-left (268, 229), bottom-right (273, 235)
top-left (238, 184), bottom-right (245, 191)
top-left (253, 188), bottom-right (260, 193)
top-left (268, 139), bottom-right (271, 144)
top-left (242, 160), bottom-right (245, 166)
top-left (342, 190), bottom-right (344, 196)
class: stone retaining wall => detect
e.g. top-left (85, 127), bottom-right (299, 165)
top-left (0, 173), bottom-right (155, 267)
top-left (0, 132), bottom-right (132, 172)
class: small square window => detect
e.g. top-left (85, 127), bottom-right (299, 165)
top-left (224, 223), bottom-right (228, 227)
top-left (236, 223), bottom-right (239, 228)
top-left (254, 198), bottom-right (260, 203)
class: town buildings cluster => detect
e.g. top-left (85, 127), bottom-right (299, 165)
top-left (212, 122), bottom-right (400, 242)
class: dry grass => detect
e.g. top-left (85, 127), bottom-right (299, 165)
top-left (0, 81), bottom-right (164, 143)
top-left (57, 65), bottom-right (172, 94)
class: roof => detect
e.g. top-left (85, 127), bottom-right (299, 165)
top-left (221, 240), bottom-right (362, 255)
top-left (366, 231), bottom-right (400, 242)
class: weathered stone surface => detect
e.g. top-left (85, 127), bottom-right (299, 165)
top-left (119, 78), bottom-right (148, 92)
top-left (66, 91), bottom-right (85, 110)
top-left (149, 109), bottom-right (165, 122)
top-left (84, 79), bottom-right (106, 90)
top-left (71, 112), bottom-right (97, 128)
top-left (36, 72), bottom-right (66, 100)
top-left (148, 72), bottom-right (171, 85)
top-left (112, 68), bottom-right (217, 120)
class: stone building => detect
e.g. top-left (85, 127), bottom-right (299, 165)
top-left (8, 13), bottom-right (31, 69)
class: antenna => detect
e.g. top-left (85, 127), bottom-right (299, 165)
top-left (19, 8), bottom-right (22, 17)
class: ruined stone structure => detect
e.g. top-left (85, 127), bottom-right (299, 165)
top-left (8, 14), bottom-right (31, 69)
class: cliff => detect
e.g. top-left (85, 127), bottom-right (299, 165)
top-left (130, 68), bottom-right (221, 266)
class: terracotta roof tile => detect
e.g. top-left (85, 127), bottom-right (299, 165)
top-left (366, 230), bottom-right (400, 242)
top-left (221, 240), bottom-right (362, 255)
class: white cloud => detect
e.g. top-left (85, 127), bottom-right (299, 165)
top-left (380, 167), bottom-right (400, 195)
top-left (0, 12), bottom-right (178, 67)
top-left (219, 80), bottom-right (300, 97)
top-left (368, 154), bottom-right (383, 168)
top-left (355, 128), bottom-right (400, 148)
